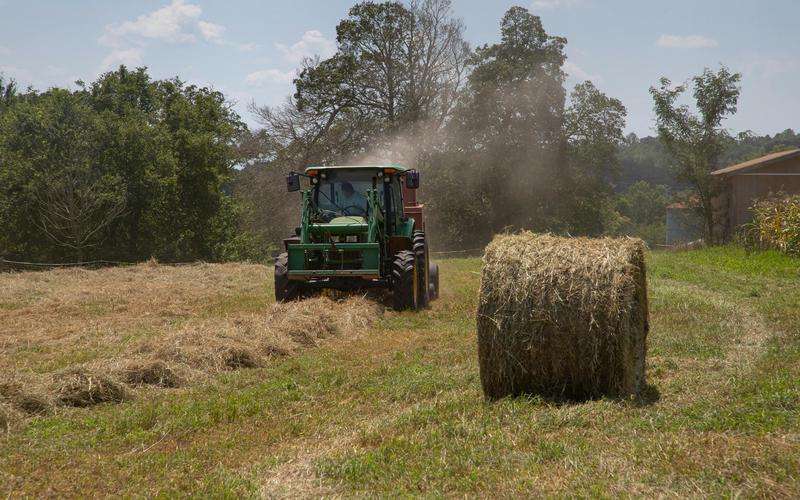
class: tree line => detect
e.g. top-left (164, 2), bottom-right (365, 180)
top-left (239, 3), bottom-right (628, 250)
top-left (0, 69), bottom-right (255, 263)
top-left (2, 2), bottom-right (798, 264)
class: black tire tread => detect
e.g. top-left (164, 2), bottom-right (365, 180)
top-left (274, 253), bottom-right (304, 301)
top-left (391, 250), bottom-right (418, 311)
top-left (412, 231), bottom-right (429, 308)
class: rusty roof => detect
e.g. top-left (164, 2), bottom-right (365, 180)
top-left (711, 148), bottom-right (800, 176)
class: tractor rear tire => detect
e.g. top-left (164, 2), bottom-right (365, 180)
top-left (391, 250), bottom-right (419, 311)
top-left (428, 262), bottom-right (439, 300)
top-left (412, 231), bottom-right (430, 308)
top-left (274, 253), bottom-right (304, 301)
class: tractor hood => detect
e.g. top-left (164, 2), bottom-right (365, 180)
top-left (327, 216), bottom-right (366, 226)
top-left (310, 216), bottom-right (368, 236)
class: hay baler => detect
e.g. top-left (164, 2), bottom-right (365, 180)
top-left (275, 165), bottom-right (439, 310)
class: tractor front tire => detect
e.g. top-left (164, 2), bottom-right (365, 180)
top-left (412, 231), bottom-right (430, 308)
top-left (274, 253), bottom-right (304, 301)
top-left (391, 250), bottom-right (419, 311)
top-left (428, 261), bottom-right (439, 300)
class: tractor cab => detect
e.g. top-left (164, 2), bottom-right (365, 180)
top-left (277, 165), bottom-right (437, 311)
top-left (311, 169), bottom-right (377, 221)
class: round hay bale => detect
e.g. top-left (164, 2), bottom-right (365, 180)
top-left (477, 233), bottom-right (648, 400)
top-left (119, 360), bottom-right (184, 388)
top-left (53, 368), bottom-right (129, 407)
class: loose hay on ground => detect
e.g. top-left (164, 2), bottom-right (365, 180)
top-left (0, 379), bottom-right (53, 415)
top-left (53, 368), bottom-right (129, 407)
top-left (139, 296), bottom-right (381, 374)
top-left (0, 402), bottom-right (22, 433)
top-left (476, 232), bottom-right (649, 400)
top-left (116, 360), bottom-right (184, 388)
top-left (1, 262), bottom-right (383, 420)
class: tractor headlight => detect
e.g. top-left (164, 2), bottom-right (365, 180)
top-left (346, 235), bottom-right (358, 243)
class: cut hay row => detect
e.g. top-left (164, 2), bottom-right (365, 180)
top-left (477, 232), bottom-right (649, 400)
top-left (1, 294), bottom-right (382, 426)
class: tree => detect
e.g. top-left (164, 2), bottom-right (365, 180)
top-left (35, 172), bottom-right (126, 261)
top-left (291, 0), bottom-right (469, 159)
top-left (564, 81), bottom-right (627, 234)
top-left (650, 66), bottom-right (741, 242)
top-left (603, 181), bottom-right (670, 246)
top-left (0, 75), bottom-right (18, 112)
top-left (441, 6), bottom-right (567, 235)
top-left (0, 67), bottom-right (250, 263)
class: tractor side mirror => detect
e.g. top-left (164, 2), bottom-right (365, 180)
top-left (405, 170), bottom-right (420, 189)
top-left (286, 172), bottom-right (300, 192)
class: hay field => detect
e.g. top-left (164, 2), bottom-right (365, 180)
top-left (1, 263), bottom-right (380, 420)
top-left (1, 247), bottom-right (799, 497)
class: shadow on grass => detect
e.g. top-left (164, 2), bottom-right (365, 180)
top-left (633, 382), bottom-right (662, 407)
top-left (485, 382), bottom-right (662, 407)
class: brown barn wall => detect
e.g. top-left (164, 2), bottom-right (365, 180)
top-left (727, 155), bottom-right (800, 229)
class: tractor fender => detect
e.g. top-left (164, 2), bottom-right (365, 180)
top-left (388, 235), bottom-right (412, 256)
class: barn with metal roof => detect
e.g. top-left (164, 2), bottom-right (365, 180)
top-left (711, 148), bottom-right (800, 237)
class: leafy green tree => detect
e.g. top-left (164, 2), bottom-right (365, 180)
top-left (291, 0), bottom-right (469, 158)
top-left (442, 6), bottom-right (567, 236)
top-left (0, 89), bottom-right (126, 260)
top-left (0, 67), bottom-right (249, 263)
top-left (564, 81), bottom-right (627, 234)
top-left (0, 75), bottom-right (18, 112)
top-left (650, 65), bottom-right (741, 242)
top-left (617, 134), bottom-right (684, 191)
top-left (601, 181), bottom-right (670, 246)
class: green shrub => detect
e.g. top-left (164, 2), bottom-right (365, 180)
top-left (741, 194), bottom-right (800, 255)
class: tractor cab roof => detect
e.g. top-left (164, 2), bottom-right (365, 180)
top-left (304, 165), bottom-right (410, 175)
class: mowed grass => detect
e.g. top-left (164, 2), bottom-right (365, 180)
top-left (1, 246), bottom-right (799, 497)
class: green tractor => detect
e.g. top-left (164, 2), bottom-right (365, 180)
top-left (275, 165), bottom-right (439, 310)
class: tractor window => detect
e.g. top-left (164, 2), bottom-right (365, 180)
top-left (314, 170), bottom-right (383, 217)
top-left (392, 177), bottom-right (403, 223)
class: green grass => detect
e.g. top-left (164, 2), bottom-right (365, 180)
top-left (1, 245), bottom-right (799, 497)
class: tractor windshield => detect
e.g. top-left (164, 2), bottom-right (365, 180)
top-left (313, 170), bottom-right (383, 218)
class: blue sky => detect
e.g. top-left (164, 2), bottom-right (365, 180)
top-left (1, 0), bottom-right (798, 136)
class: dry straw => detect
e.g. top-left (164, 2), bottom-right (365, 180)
top-left (0, 379), bottom-right (53, 415)
top-left (0, 260), bottom-right (383, 431)
top-left (477, 232), bottom-right (649, 400)
top-left (52, 368), bottom-right (129, 407)
top-left (1, 402), bottom-right (21, 433)
top-left (117, 360), bottom-right (185, 388)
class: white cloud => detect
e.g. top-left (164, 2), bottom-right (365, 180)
top-left (98, 0), bottom-right (256, 70)
top-left (743, 56), bottom-right (799, 79)
top-left (656, 34), bottom-right (718, 49)
top-left (276, 30), bottom-right (336, 64)
top-left (101, 48), bottom-right (144, 70)
top-left (563, 60), bottom-right (601, 84)
top-left (244, 31), bottom-right (334, 90)
top-left (245, 69), bottom-right (296, 87)
top-left (532, 0), bottom-right (584, 9)
top-left (0, 45), bottom-right (11, 56)
top-left (99, 0), bottom-right (202, 47)
top-left (198, 20), bottom-right (225, 43)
